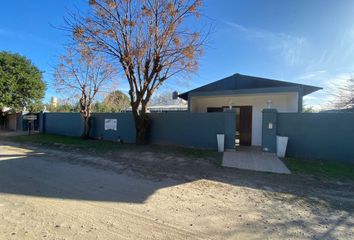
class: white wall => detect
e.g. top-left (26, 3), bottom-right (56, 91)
top-left (190, 92), bottom-right (298, 146)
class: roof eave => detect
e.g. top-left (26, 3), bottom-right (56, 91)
top-left (180, 86), bottom-right (307, 100)
top-left (178, 92), bottom-right (188, 100)
top-left (303, 86), bottom-right (323, 96)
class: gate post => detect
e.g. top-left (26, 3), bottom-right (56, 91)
top-left (39, 111), bottom-right (45, 133)
top-left (262, 109), bottom-right (277, 153)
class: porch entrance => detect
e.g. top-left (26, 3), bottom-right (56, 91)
top-left (236, 106), bottom-right (252, 146)
top-left (207, 106), bottom-right (253, 147)
top-left (222, 147), bottom-right (291, 174)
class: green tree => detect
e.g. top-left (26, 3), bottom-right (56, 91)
top-left (303, 105), bottom-right (315, 113)
top-left (93, 91), bottom-right (130, 112)
top-left (93, 101), bottom-right (108, 113)
top-left (46, 102), bottom-right (80, 112)
top-left (0, 51), bottom-right (46, 111)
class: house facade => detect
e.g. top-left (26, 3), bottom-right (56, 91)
top-left (179, 73), bottom-right (321, 147)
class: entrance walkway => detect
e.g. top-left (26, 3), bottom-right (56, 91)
top-left (222, 147), bottom-right (291, 174)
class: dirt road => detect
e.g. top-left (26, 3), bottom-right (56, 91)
top-left (0, 142), bottom-right (353, 239)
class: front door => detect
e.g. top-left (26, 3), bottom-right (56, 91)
top-left (239, 106), bottom-right (252, 146)
top-left (207, 107), bottom-right (223, 112)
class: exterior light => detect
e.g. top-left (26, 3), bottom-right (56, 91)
top-left (267, 100), bottom-right (273, 109)
top-left (229, 100), bottom-right (233, 110)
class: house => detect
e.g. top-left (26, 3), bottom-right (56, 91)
top-left (0, 108), bottom-right (41, 132)
top-left (0, 108), bottom-right (22, 131)
top-left (179, 73), bottom-right (322, 147)
top-left (126, 104), bottom-right (188, 112)
top-left (145, 104), bottom-right (188, 112)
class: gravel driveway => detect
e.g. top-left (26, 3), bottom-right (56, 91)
top-left (0, 142), bottom-right (353, 239)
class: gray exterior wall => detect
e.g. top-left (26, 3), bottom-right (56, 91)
top-left (42, 111), bottom-right (236, 150)
top-left (276, 113), bottom-right (354, 162)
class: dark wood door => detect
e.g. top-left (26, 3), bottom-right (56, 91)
top-left (239, 106), bottom-right (252, 146)
top-left (207, 107), bottom-right (223, 112)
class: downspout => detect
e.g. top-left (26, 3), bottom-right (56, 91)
top-left (298, 86), bottom-right (304, 113)
top-left (188, 95), bottom-right (192, 112)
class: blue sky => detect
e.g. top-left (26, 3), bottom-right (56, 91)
top-left (1, 0), bottom-right (354, 109)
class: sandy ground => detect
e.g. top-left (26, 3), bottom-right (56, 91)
top-left (0, 142), bottom-right (353, 240)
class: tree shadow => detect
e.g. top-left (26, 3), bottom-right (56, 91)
top-left (0, 151), bottom-right (180, 203)
top-left (0, 141), bottom-right (353, 211)
top-left (1, 141), bottom-right (354, 238)
top-left (211, 195), bottom-right (354, 239)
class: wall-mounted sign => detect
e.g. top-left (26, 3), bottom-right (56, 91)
top-left (23, 115), bottom-right (37, 120)
top-left (104, 119), bottom-right (117, 131)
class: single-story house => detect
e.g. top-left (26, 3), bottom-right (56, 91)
top-left (179, 73), bottom-right (322, 147)
top-left (0, 108), bottom-right (41, 132)
top-left (0, 108), bottom-right (23, 131)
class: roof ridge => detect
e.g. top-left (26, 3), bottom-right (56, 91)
top-left (178, 73), bottom-right (322, 100)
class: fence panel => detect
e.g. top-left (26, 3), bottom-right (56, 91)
top-left (44, 113), bottom-right (83, 137)
top-left (149, 112), bottom-right (235, 149)
top-left (42, 111), bottom-right (236, 150)
top-left (277, 113), bottom-right (354, 162)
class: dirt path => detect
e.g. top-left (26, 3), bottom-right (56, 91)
top-left (0, 142), bottom-right (353, 239)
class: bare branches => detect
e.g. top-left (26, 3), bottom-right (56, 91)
top-left (62, 0), bottom-right (207, 143)
top-left (329, 77), bottom-right (354, 110)
top-left (65, 0), bottom-right (205, 107)
top-left (54, 43), bottom-right (117, 138)
top-left (54, 43), bottom-right (117, 114)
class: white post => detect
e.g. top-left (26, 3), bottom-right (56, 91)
top-left (217, 134), bottom-right (225, 152)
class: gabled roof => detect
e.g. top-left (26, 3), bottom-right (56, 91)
top-left (179, 73), bottom-right (322, 100)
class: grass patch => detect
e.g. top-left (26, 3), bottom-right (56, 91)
top-left (284, 158), bottom-right (354, 181)
top-left (6, 133), bottom-right (222, 163)
top-left (8, 134), bottom-right (136, 151)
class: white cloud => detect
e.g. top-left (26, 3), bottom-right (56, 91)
top-left (303, 28), bottom-right (354, 73)
top-left (297, 70), bottom-right (327, 80)
top-left (324, 73), bottom-right (352, 89)
top-left (223, 21), bottom-right (308, 66)
top-left (303, 95), bottom-right (318, 101)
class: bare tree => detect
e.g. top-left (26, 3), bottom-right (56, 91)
top-left (54, 44), bottom-right (116, 139)
top-left (65, 0), bottom-right (205, 144)
top-left (330, 77), bottom-right (354, 110)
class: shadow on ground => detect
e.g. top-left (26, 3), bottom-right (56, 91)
top-left (0, 151), bottom-right (170, 203)
top-left (0, 141), bottom-right (353, 210)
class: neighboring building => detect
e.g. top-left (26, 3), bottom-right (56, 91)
top-left (321, 108), bottom-right (354, 113)
top-left (50, 96), bottom-right (58, 109)
top-left (146, 104), bottom-right (187, 112)
top-left (126, 104), bottom-right (187, 112)
top-left (0, 109), bottom-right (23, 131)
top-left (179, 73), bottom-right (321, 147)
top-left (0, 108), bottom-right (41, 132)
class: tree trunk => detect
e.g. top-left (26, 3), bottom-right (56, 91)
top-left (0, 111), bottom-right (5, 129)
top-left (132, 105), bottom-right (150, 145)
top-left (81, 114), bottom-right (91, 139)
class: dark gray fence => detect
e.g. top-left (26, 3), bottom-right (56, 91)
top-left (44, 112), bottom-right (83, 136)
top-left (277, 113), bottom-right (354, 162)
top-left (41, 111), bottom-right (236, 150)
top-left (90, 113), bottom-right (136, 143)
top-left (149, 111), bottom-right (235, 149)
